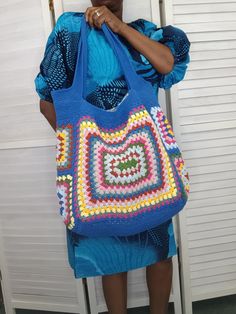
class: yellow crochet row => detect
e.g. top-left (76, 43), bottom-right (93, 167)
top-left (165, 121), bottom-right (174, 136)
top-left (56, 131), bottom-right (67, 163)
top-left (79, 108), bottom-right (150, 141)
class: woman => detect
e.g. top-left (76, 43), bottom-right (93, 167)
top-left (34, 1), bottom-right (190, 313)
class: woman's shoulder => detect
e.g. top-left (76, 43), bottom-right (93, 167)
top-left (56, 11), bottom-right (84, 21)
top-left (55, 11), bottom-right (85, 31)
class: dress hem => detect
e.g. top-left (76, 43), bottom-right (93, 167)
top-left (71, 249), bottom-right (177, 279)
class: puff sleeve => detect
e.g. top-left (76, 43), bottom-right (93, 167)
top-left (130, 19), bottom-right (191, 89)
top-left (34, 13), bottom-right (68, 102)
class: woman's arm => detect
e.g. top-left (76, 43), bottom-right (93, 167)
top-left (34, 13), bottom-right (70, 133)
top-left (85, 6), bottom-right (174, 75)
top-left (40, 100), bottom-right (56, 132)
top-left (118, 23), bottom-right (174, 75)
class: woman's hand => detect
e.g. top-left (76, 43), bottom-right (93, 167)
top-left (85, 5), bottom-right (126, 34)
top-left (85, 5), bottom-right (174, 74)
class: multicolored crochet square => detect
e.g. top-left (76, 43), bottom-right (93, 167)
top-left (150, 106), bottom-right (178, 152)
top-left (74, 105), bottom-right (182, 220)
top-left (56, 174), bottom-right (75, 229)
top-left (56, 124), bottom-right (73, 170)
top-left (173, 153), bottom-right (190, 195)
top-left (150, 106), bottom-right (190, 196)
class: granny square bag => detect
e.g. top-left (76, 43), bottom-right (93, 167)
top-left (51, 15), bottom-right (190, 237)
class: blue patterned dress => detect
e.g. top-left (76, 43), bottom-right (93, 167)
top-left (34, 12), bottom-right (191, 278)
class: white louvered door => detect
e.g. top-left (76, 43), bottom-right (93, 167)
top-left (0, 1), bottom-right (87, 313)
top-left (53, 1), bottom-right (182, 314)
top-left (161, 1), bottom-right (236, 313)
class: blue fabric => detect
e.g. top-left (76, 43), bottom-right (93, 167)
top-left (50, 15), bottom-right (189, 237)
top-left (34, 12), bottom-right (191, 104)
top-left (66, 218), bottom-right (177, 278)
top-left (34, 12), bottom-right (190, 277)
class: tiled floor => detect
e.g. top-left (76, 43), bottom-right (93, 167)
top-left (0, 295), bottom-right (235, 314)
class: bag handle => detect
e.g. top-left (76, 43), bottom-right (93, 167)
top-left (72, 14), bottom-right (140, 98)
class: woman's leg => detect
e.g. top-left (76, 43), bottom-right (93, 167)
top-left (102, 271), bottom-right (128, 314)
top-left (146, 257), bottom-right (173, 314)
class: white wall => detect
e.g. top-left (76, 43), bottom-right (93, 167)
top-left (162, 1), bottom-right (236, 313)
top-left (0, 1), bottom-right (87, 313)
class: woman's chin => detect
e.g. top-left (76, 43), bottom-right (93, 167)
top-left (94, 0), bottom-right (116, 10)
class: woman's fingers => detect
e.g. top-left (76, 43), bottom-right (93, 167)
top-left (85, 5), bottom-right (124, 32)
top-left (94, 14), bottom-right (107, 28)
top-left (85, 7), bottom-right (96, 27)
top-left (85, 6), bottom-right (106, 28)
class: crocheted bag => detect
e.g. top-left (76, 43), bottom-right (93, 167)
top-left (51, 15), bottom-right (190, 237)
